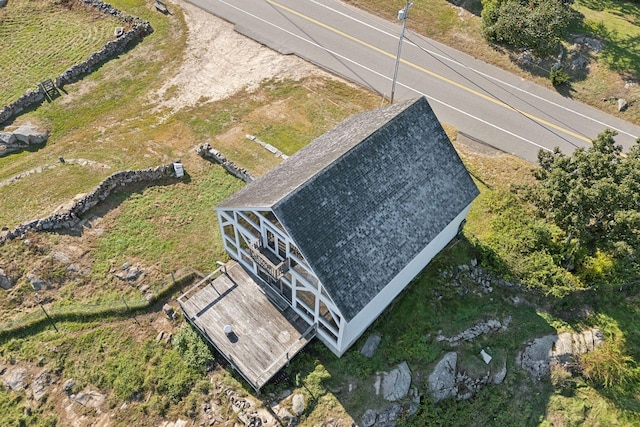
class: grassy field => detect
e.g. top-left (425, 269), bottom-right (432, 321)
top-left (1, 0), bottom-right (639, 426)
top-left (0, 0), bottom-right (126, 106)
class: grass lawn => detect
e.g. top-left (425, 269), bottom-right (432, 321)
top-left (0, 0), bottom-right (126, 105)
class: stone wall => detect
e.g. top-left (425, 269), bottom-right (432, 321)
top-left (196, 143), bottom-right (256, 183)
top-left (0, 163), bottom-right (182, 243)
top-left (0, 0), bottom-right (153, 125)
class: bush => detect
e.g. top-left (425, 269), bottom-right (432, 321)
top-left (482, 0), bottom-right (575, 56)
top-left (173, 324), bottom-right (214, 373)
top-left (579, 341), bottom-right (636, 388)
top-left (550, 67), bottom-right (571, 87)
top-left (476, 190), bottom-right (582, 296)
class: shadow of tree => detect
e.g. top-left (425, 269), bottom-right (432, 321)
top-left (446, 0), bottom-right (483, 16)
top-left (576, 0), bottom-right (640, 26)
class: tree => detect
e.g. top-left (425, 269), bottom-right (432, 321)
top-left (481, 0), bottom-right (576, 56)
top-left (528, 130), bottom-right (640, 258)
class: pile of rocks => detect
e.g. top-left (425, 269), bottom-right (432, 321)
top-left (371, 364), bottom-right (419, 426)
top-left (0, 163), bottom-right (183, 243)
top-left (55, 18), bottom-right (153, 89)
top-left (435, 316), bottom-right (511, 347)
top-left (197, 142), bottom-right (255, 183)
top-left (427, 350), bottom-right (507, 403)
top-left (440, 259), bottom-right (516, 296)
top-left (0, 90), bottom-right (47, 126)
top-left (0, 157), bottom-right (111, 189)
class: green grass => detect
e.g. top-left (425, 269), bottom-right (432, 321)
top-left (0, 0), bottom-right (124, 105)
top-left (91, 166), bottom-right (244, 275)
top-left (0, 163), bottom-right (111, 229)
top-left (574, 0), bottom-right (640, 76)
top-left (0, 387), bottom-right (57, 427)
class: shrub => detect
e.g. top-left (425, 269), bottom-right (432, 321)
top-left (579, 341), bottom-right (636, 388)
top-left (482, 0), bottom-right (575, 56)
top-left (173, 324), bottom-right (214, 373)
top-left (550, 67), bottom-right (571, 87)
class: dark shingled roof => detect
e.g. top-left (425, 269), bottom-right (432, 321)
top-left (217, 97), bottom-right (479, 321)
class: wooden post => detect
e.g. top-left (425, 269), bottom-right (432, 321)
top-left (122, 296), bottom-right (141, 326)
top-left (36, 295), bottom-right (58, 333)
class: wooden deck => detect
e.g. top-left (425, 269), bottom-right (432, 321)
top-left (178, 261), bottom-right (314, 390)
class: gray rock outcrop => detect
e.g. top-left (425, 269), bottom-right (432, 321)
top-left (518, 329), bottom-right (604, 379)
top-left (27, 271), bottom-right (47, 291)
top-left (63, 378), bottom-right (76, 394)
top-left (0, 122), bottom-right (48, 156)
top-left (0, 268), bottom-right (13, 290)
top-left (3, 367), bottom-right (27, 391)
top-left (32, 369), bottom-right (51, 401)
top-left (618, 98), bottom-right (628, 112)
top-left (572, 35), bottom-right (604, 53)
top-left (493, 363), bottom-right (507, 385)
top-left (427, 350), bottom-right (508, 402)
top-left (361, 409), bottom-right (377, 427)
top-left (381, 361), bottom-right (411, 401)
top-left (75, 389), bottom-right (106, 408)
top-left (570, 55), bottom-right (588, 71)
top-left (428, 352), bottom-right (457, 402)
top-left (291, 393), bottom-right (305, 416)
top-left (360, 333), bottom-right (381, 358)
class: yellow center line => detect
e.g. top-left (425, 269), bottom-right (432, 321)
top-left (267, 0), bottom-right (592, 144)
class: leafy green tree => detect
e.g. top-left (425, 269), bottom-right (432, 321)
top-left (481, 0), bottom-right (576, 56)
top-left (529, 130), bottom-right (640, 258)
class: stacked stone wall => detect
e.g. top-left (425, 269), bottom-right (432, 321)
top-left (196, 143), bottom-right (256, 183)
top-left (1, 163), bottom-right (180, 243)
top-left (0, 0), bottom-right (153, 125)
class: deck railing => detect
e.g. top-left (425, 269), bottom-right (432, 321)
top-left (177, 265), bottom-right (225, 305)
top-left (253, 323), bottom-right (317, 387)
top-left (248, 240), bottom-right (289, 280)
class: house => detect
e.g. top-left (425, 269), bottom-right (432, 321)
top-left (213, 96), bottom-right (479, 358)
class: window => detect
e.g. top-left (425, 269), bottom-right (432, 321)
top-left (297, 289), bottom-right (316, 315)
top-left (278, 239), bottom-right (287, 259)
top-left (237, 215), bottom-right (259, 238)
top-left (319, 300), bottom-right (339, 332)
top-left (223, 224), bottom-right (235, 239)
top-left (266, 229), bottom-right (276, 250)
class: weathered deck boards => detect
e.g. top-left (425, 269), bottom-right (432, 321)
top-left (179, 260), bottom-right (314, 390)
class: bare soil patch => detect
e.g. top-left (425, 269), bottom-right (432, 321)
top-left (150, 0), bottom-right (339, 115)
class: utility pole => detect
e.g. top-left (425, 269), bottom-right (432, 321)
top-left (390, 1), bottom-right (413, 104)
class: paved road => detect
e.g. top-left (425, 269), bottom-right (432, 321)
top-left (188, 0), bottom-right (640, 162)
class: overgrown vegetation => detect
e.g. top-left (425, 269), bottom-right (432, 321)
top-left (550, 66), bottom-right (571, 87)
top-left (525, 130), bottom-right (640, 283)
top-left (481, 0), bottom-right (577, 56)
